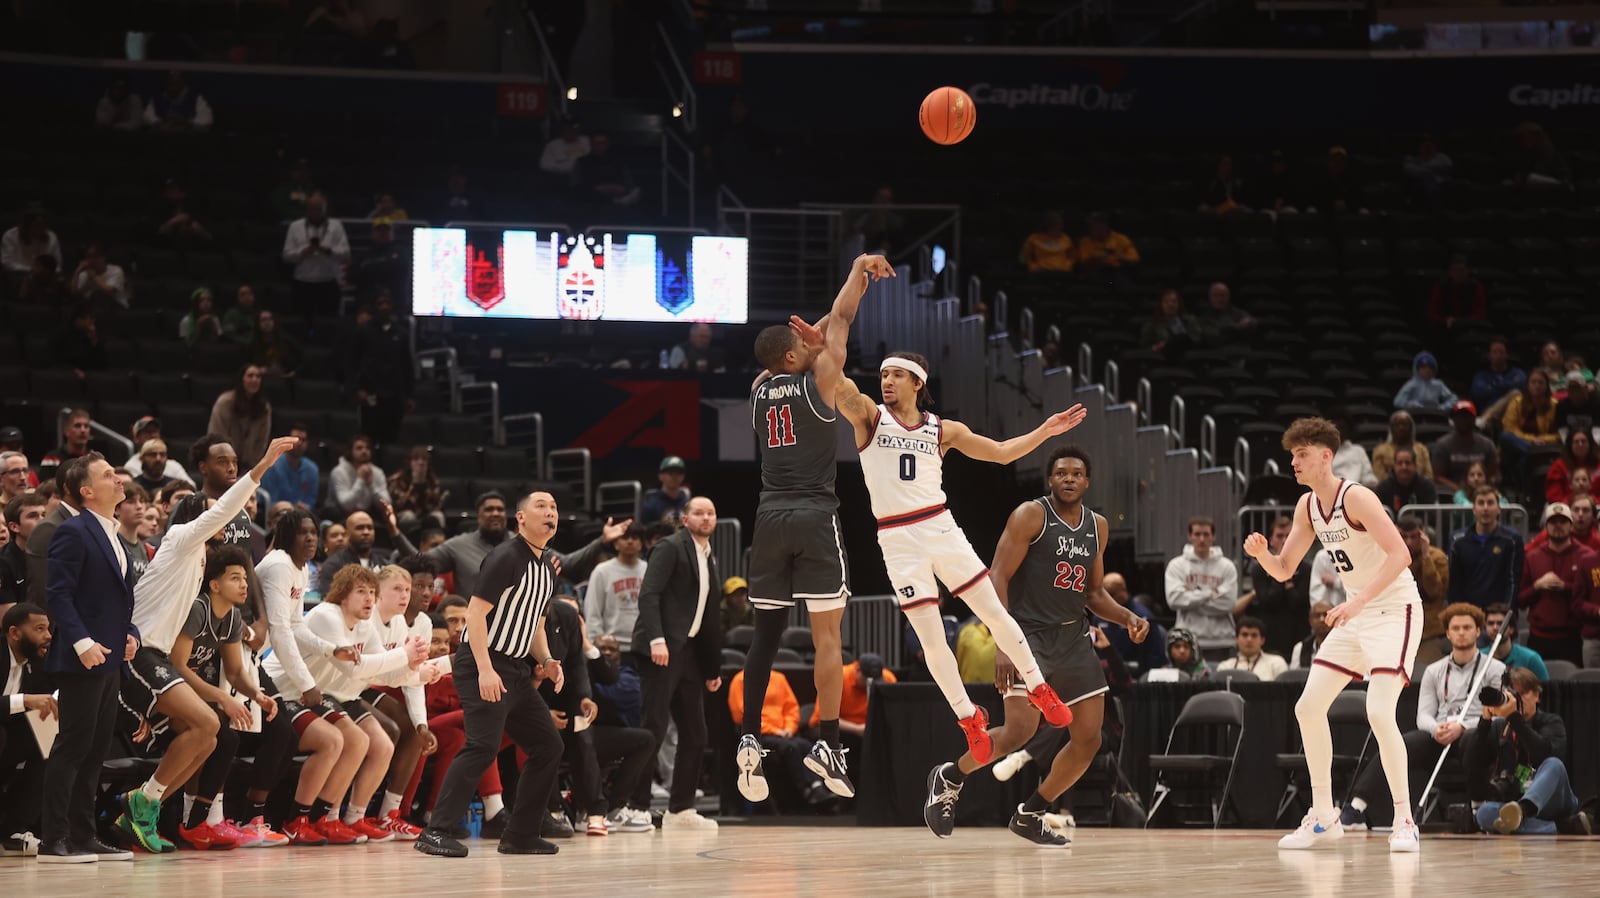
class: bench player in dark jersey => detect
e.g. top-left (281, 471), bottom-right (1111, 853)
top-left (922, 446), bottom-right (1149, 847)
top-left (736, 253), bottom-right (894, 803)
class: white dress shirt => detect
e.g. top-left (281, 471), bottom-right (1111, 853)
top-left (687, 537), bottom-right (711, 638)
top-left (72, 507), bottom-right (127, 657)
top-left (281, 217), bottom-right (351, 284)
top-left (6, 644), bottom-right (26, 714)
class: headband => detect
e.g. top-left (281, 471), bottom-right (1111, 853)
top-left (880, 356), bottom-right (928, 383)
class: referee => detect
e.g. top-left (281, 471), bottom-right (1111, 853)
top-left (416, 490), bottom-right (567, 858)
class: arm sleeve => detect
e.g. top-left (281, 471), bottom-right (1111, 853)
top-left (258, 560), bottom-right (318, 696)
top-left (422, 541), bottom-right (457, 574)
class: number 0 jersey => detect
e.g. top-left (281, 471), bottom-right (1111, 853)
top-left (858, 404), bottom-right (948, 522)
top-left (751, 372), bottom-right (838, 511)
top-left (1307, 480), bottom-right (1419, 608)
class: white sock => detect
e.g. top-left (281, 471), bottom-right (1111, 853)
top-left (483, 793), bottom-right (505, 820)
top-left (324, 810), bottom-right (340, 824)
top-left (1351, 797), bottom-right (1368, 813)
top-left (1394, 800), bottom-right (1413, 826)
top-left (902, 605), bottom-right (976, 719)
top-left (182, 794), bottom-right (196, 825)
top-left (209, 794), bottom-right (225, 826)
top-left (380, 791), bottom-right (403, 816)
top-left (141, 777), bottom-right (168, 803)
top-left (343, 806), bottom-right (364, 825)
top-left (958, 579), bottom-right (1046, 690)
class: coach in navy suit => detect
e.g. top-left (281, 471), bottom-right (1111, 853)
top-left (40, 453), bottom-right (139, 863)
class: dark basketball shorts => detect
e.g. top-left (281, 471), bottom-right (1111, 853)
top-left (747, 507), bottom-right (850, 612)
top-left (1006, 622), bottom-right (1109, 707)
top-left (273, 694), bottom-right (349, 736)
top-left (120, 646), bottom-right (187, 734)
top-left (340, 697), bottom-right (378, 725)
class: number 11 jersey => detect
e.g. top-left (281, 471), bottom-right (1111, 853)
top-left (751, 372), bottom-right (839, 512)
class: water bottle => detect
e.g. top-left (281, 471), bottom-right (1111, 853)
top-left (659, 349), bottom-right (670, 369)
top-left (464, 799), bottom-right (484, 839)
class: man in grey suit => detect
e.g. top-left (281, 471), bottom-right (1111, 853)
top-left (24, 460), bottom-right (80, 607)
top-left (633, 496), bottom-right (723, 830)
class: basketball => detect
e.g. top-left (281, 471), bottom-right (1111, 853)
top-left (919, 86), bottom-right (976, 145)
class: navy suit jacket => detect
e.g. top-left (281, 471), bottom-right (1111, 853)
top-left (43, 512), bottom-right (139, 677)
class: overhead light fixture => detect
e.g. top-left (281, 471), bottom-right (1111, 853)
top-left (566, 87), bottom-right (578, 101)
top-left (671, 104), bottom-right (683, 118)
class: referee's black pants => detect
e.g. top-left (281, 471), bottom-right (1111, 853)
top-left (431, 650), bottom-right (562, 843)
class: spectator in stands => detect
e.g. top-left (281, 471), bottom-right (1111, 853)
top-left (575, 133), bottom-right (640, 207)
top-left (1529, 493), bottom-right (1600, 554)
top-left (1545, 429), bottom-right (1598, 506)
top-left (179, 287), bottom-right (223, 345)
top-left (1161, 628), bottom-right (1213, 679)
top-left (0, 601), bottom-right (52, 849)
top-left (586, 523), bottom-right (646, 650)
top-left (1482, 604), bottom-right (1549, 682)
top-left (1, 207), bottom-right (61, 275)
top-left (1500, 368), bottom-right (1560, 494)
top-left (1403, 134), bottom-right (1453, 207)
top-left (1329, 414), bottom-right (1378, 488)
top-left (316, 510), bottom-right (411, 593)
top-left (354, 220), bottom-right (406, 304)
top-left (1371, 410), bottom-right (1434, 483)
top-left (1432, 400), bottom-right (1498, 495)
top-left (152, 480), bottom-right (195, 535)
top-left (1095, 572), bottom-right (1166, 672)
top-left (540, 120), bottom-right (591, 177)
top-left (721, 576), bottom-right (753, 635)
top-left (115, 483), bottom-right (151, 585)
top-left (145, 70), bottom-right (214, 131)
top-left (282, 192), bottom-right (350, 326)
top-left (1139, 289), bottom-right (1202, 361)
top-left (95, 77), bottom-right (143, 130)
top-left (1517, 502), bottom-right (1593, 665)
top-left (207, 364), bottom-right (272, 466)
top-left (36, 408), bottom-right (91, 484)
top-left (1377, 447), bottom-right (1438, 514)
top-left (350, 290), bottom-right (413, 445)
top-left (1288, 601), bottom-right (1333, 669)
top-left (1469, 668), bottom-right (1589, 835)
top-left (1236, 515), bottom-right (1309, 657)
top-left (17, 255), bottom-right (66, 306)
top-left (669, 323), bottom-right (722, 371)
top-left (0, 494), bottom-right (46, 611)
top-left (1450, 461), bottom-right (1501, 507)
top-left (1472, 337), bottom-right (1527, 411)
top-left (1164, 516), bottom-right (1237, 661)
top-left (1310, 145), bottom-right (1365, 214)
top-left (1251, 149), bottom-right (1299, 216)
top-left (61, 308), bottom-right (106, 377)
top-left (1448, 486), bottom-right (1524, 611)
top-left (1340, 603), bottom-right (1504, 830)
top-left (250, 309), bottom-right (303, 377)
top-left (366, 191), bottom-right (407, 222)
top-left (388, 446), bottom-right (444, 530)
top-left (1216, 616), bottom-right (1285, 680)
top-left (1536, 341), bottom-right (1566, 389)
top-left (156, 178), bottom-right (212, 245)
top-left (1198, 155), bottom-right (1247, 215)
top-left (1198, 281), bottom-right (1257, 346)
top-left (329, 434), bottom-right (391, 519)
top-left (70, 243), bottom-right (128, 310)
top-left (955, 617), bottom-right (996, 683)
top-left (808, 653), bottom-right (896, 756)
top-left (436, 165), bottom-right (473, 219)
top-left (0, 452), bottom-right (31, 505)
top-left (1019, 211), bottom-right (1074, 274)
top-left (130, 440), bottom-right (178, 495)
top-left (1555, 370), bottom-right (1600, 437)
top-left (418, 492), bottom-right (506, 601)
top-left (1075, 212), bottom-right (1139, 276)
top-left (1399, 515), bottom-right (1450, 666)
top-left (259, 424), bottom-right (318, 511)
top-left (642, 456), bottom-right (692, 525)
top-left (728, 669), bottom-right (835, 806)
top-left (221, 285), bottom-right (259, 345)
top-left (1394, 351), bottom-right (1457, 411)
top-left (1427, 254), bottom-right (1487, 332)
top-left (1508, 122), bottom-right (1571, 191)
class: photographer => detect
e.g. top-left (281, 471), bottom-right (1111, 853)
top-left (1468, 667), bottom-right (1590, 834)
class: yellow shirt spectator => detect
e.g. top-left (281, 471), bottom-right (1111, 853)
top-left (956, 619), bottom-right (996, 683)
top-left (1077, 220), bottom-right (1140, 270)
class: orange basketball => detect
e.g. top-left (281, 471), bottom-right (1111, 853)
top-left (919, 86), bottom-right (976, 146)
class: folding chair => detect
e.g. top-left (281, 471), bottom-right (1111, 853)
top-left (1146, 690), bottom-right (1246, 828)
top-left (1274, 690), bottom-right (1372, 824)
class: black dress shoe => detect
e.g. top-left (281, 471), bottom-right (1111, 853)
top-left (539, 812), bottom-right (574, 839)
top-left (37, 838), bottom-right (96, 864)
top-left (479, 812), bottom-right (506, 840)
top-left (414, 828), bottom-right (468, 858)
top-left (79, 837), bottom-right (134, 860)
top-left (497, 836), bottom-right (558, 855)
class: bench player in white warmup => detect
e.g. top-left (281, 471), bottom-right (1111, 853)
top-left (1244, 417), bottom-right (1424, 853)
top-left (812, 342), bottom-right (1086, 760)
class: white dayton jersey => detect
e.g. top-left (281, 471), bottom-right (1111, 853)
top-left (1307, 479), bottom-right (1419, 609)
top-left (859, 404), bottom-right (947, 522)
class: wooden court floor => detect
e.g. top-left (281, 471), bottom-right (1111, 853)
top-left (3, 825), bottom-right (1597, 897)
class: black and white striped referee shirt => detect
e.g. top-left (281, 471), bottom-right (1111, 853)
top-left (466, 533), bottom-right (556, 659)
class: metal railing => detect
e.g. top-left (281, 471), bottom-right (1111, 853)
top-left (1170, 394), bottom-right (1187, 448)
top-left (654, 20), bottom-right (697, 133)
top-left (521, 3), bottom-right (569, 119)
top-left (442, 220), bottom-right (575, 233)
top-left (415, 347), bottom-right (461, 409)
top-left (1199, 413), bottom-right (1217, 467)
top-left (1136, 377), bottom-right (1152, 426)
top-left (596, 480), bottom-right (642, 524)
top-left (1398, 503), bottom-right (1530, 549)
top-left (783, 594), bottom-right (905, 670)
top-left (546, 448), bottom-right (593, 511)
top-left (712, 518), bottom-right (744, 580)
top-left (72, 408), bottom-right (134, 462)
top-left (459, 381), bottom-right (502, 445)
top-left (716, 193), bottom-right (845, 313)
top-left (1077, 343), bottom-right (1095, 386)
top-left (798, 202), bottom-right (961, 269)
top-left (501, 412), bottom-right (545, 478)
top-left (1104, 359), bottom-right (1121, 403)
top-left (659, 128), bottom-right (697, 225)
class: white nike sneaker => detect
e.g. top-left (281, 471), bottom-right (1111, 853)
top-left (992, 749), bottom-right (1033, 783)
top-left (1278, 814), bottom-right (1344, 849)
top-left (1389, 819), bottom-right (1420, 852)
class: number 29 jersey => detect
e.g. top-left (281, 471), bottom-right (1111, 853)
top-left (1308, 480), bottom-right (1418, 608)
top-left (751, 372), bottom-right (839, 512)
top-left (858, 405), bottom-right (947, 521)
